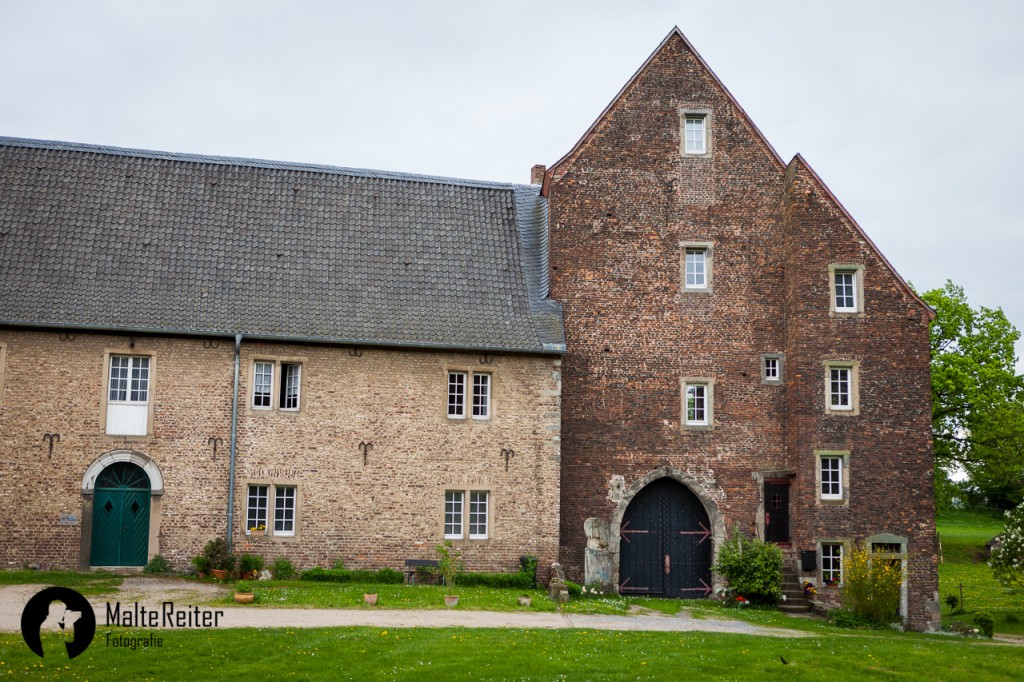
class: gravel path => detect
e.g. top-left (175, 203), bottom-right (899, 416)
top-left (0, 578), bottom-right (808, 638)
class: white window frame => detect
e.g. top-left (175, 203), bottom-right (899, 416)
top-left (682, 378), bottom-right (714, 429)
top-left (472, 373), bottom-right (491, 420)
top-left (444, 490), bottom-right (464, 539)
top-left (821, 542), bottom-right (843, 585)
top-left (761, 353), bottom-right (784, 385)
top-left (469, 491), bottom-right (489, 539)
top-left (824, 361), bottom-right (860, 415)
top-left (683, 113), bottom-right (708, 155)
top-left (447, 371), bottom-right (466, 419)
top-left (105, 354), bottom-right (151, 436)
top-left (252, 358), bottom-right (304, 412)
top-left (274, 485), bottom-right (297, 537)
top-left (680, 241), bottom-right (713, 293)
top-left (253, 360), bottom-right (274, 409)
top-left (828, 264), bottom-right (865, 315)
top-left (246, 484), bottom-right (269, 533)
top-left (820, 456), bottom-right (843, 500)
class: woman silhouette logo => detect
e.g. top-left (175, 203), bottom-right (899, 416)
top-left (21, 587), bottom-right (96, 659)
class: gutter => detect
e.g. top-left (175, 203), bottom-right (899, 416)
top-left (227, 333), bottom-right (242, 551)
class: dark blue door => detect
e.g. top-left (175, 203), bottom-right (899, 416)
top-left (619, 478), bottom-right (712, 598)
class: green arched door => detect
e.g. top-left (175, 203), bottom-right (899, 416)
top-left (91, 462), bottom-right (150, 566)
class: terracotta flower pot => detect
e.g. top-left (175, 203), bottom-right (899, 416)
top-left (210, 569), bottom-right (228, 580)
top-left (364, 593), bottom-right (378, 605)
top-left (234, 592), bottom-right (254, 604)
top-left (444, 595), bottom-right (459, 607)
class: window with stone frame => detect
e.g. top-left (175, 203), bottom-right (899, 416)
top-left (253, 359), bottom-right (303, 411)
top-left (682, 379), bottom-right (714, 428)
top-left (820, 456), bottom-right (843, 500)
top-left (449, 370), bottom-right (492, 420)
top-left (829, 264), bottom-right (864, 314)
top-left (684, 114), bottom-right (707, 154)
top-left (824, 362), bottom-right (860, 415)
top-left (246, 485), bottom-right (268, 533)
top-left (822, 543), bottom-right (843, 585)
top-left (761, 353), bottom-right (784, 384)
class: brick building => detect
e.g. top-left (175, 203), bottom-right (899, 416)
top-left (544, 29), bottom-right (937, 629)
top-left (0, 28), bottom-right (938, 628)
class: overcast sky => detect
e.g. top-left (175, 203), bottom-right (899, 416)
top-left (2, 0), bottom-right (1022, 369)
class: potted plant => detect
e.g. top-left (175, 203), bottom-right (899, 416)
top-left (234, 580), bottom-right (254, 604)
top-left (437, 540), bottom-right (464, 607)
top-left (363, 593), bottom-right (378, 605)
top-left (238, 553), bottom-right (265, 580)
top-left (201, 538), bottom-right (236, 580)
top-left (518, 595), bottom-right (532, 607)
top-left (248, 523), bottom-right (266, 538)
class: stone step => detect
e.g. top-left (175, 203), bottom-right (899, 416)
top-left (778, 603), bottom-right (812, 613)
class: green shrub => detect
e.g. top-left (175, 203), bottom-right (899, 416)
top-left (143, 555), bottom-right (172, 574)
top-left (272, 557), bottom-right (296, 580)
top-left (238, 554), bottom-right (265, 575)
top-left (519, 555), bottom-right (539, 587)
top-left (191, 555), bottom-right (211, 574)
top-left (829, 608), bottom-right (881, 629)
top-left (974, 611), bottom-right (995, 638)
top-left (457, 571), bottom-right (533, 589)
top-left (564, 580), bottom-right (582, 598)
top-left (201, 538), bottom-right (235, 572)
top-left (712, 528), bottom-right (783, 604)
top-left (841, 543), bottom-right (902, 626)
top-left (944, 593), bottom-right (961, 614)
top-left (991, 503), bottom-right (1024, 594)
top-left (300, 567), bottom-right (404, 584)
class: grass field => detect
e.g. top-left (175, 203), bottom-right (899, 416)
top-left (936, 509), bottom-right (1024, 636)
top-left (1, 626), bottom-right (1022, 681)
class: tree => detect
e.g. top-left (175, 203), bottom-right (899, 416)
top-left (921, 281), bottom-right (1024, 510)
top-left (990, 502), bottom-right (1024, 594)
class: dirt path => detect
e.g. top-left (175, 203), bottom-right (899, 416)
top-left (0, 577), bottom-right (807, 638)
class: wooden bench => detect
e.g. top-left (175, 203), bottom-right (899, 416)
top-left (404, 559), bottom-right (439, 584)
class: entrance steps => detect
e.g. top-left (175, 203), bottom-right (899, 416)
top-left (777, 549), bottom-right (811, 614)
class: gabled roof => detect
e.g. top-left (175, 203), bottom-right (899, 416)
top-left (0, 137), bottom-right (565, 353)
top-left (543, 26), bottom-right (785, 194)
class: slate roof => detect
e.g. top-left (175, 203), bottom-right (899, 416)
top-left (0, 137), bottom-right (564, 354)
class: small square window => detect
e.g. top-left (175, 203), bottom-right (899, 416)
top-left (761, 354), bottom-right (784, 384)
top-left (684, 115), bottom-right (707, 155)
top-left (444, 491), bottom-right (464, 539)
top-left (822, 543), bottom-right (843, 585)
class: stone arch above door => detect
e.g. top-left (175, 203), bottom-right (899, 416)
top-left (82, 450), bottom-right (164, 495)
top-left (584, 465), bottom-right (727, 592)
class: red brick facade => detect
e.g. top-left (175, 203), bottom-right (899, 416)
top-left (548, 31), bottom-right (938, 628)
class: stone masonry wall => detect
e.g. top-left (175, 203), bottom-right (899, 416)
top-left (0, 330), bottom-right (561, 578)
top-left (548, 32), bottom-right (937, 628)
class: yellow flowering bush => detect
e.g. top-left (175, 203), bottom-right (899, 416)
top-left (841, 542), bottom-right (902, 625)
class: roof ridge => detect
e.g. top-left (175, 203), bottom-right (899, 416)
top-left (0, 135), bottom-right (528, 191)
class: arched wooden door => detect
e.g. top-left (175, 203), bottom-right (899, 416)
top-left (90, 462), bottom-right (150, 566)
top-left (619, 478), bottom-right (712, 598)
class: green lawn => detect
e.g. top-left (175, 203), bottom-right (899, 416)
top-left (1, 626), bottom-right (1021, 681)
top-left (937, 509), bottom-right (1024, 636)
top-left (0, 570), bottom-right (121, 596)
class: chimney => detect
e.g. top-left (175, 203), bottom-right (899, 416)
top-left (530, 164), bottom-right (546, 185)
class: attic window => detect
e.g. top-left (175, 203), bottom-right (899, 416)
top-left (681, 109), bottom-right (711, 157)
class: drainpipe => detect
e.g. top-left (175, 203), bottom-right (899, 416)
top-left (227, 333), bottom-right (242, 551)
